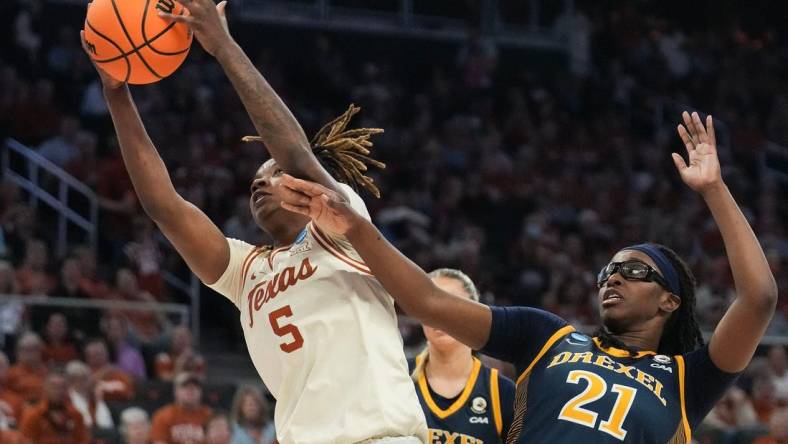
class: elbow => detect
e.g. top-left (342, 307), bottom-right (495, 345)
top-left (746, 277), bottom-right (779, 314)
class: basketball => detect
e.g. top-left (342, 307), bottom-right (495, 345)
top-left (83, 0), bottom-right (192, 85)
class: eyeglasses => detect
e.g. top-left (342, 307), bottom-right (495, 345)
top-left (597, 260), bottom-right (671, 292)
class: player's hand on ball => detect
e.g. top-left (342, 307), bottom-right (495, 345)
top-left (159, 0), bottom-right (231, 58)
top-left (674, 111), bottom-right (723, 195)
top-left (279, 175), bottom-right (359, 236)
top-left (80, 30), bottom-right (124, 90)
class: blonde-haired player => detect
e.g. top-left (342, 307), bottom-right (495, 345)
top-left (80, 0), bottom-right (427, 441)
top-left (410, 269), bottom-right (514, 443)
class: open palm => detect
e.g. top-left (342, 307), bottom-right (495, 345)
top-left (674, 111), bottom-right (722, 194)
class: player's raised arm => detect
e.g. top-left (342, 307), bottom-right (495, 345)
top-left (159, 0), bottom-right (344, 196)
top-left (278, 175), bottom-right (493, 349)
top-left (81, 32), bottom-right (229, 284)
top-left (674, 112), bottom-right (777, 372)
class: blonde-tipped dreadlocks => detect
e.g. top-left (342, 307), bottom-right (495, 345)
top-left (242, 104), bottom-right (386, 198)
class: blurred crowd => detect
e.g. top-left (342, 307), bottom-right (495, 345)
top-left (0, 313), bottom-right (275, 444)
top-left (0, 0), bottom-right (787, 442)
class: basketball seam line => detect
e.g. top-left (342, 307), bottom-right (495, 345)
top-left (141, 0), bottom-right (191, 57)
top-left (89, 16), bottom-right (186, 64)
top-left (109, 0), bottom-right (163, 79)
top-left (85, 20), bottom-right (132, 83)
top-left (85, 20), bottom-right (189, 63)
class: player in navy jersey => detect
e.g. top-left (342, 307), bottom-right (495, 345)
top-left (275, 111), bottom-right (778, 443)
top-left (408, 269), bottom-right (515, 444)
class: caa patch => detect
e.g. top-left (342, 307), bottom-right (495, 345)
top-left (470, 396), bottom-right (487, 414)
top-left (567, 332), bottom-right (590, 345)
top-left (653, 355), bottom-right (672, 364)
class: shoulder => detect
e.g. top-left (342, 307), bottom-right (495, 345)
top-left (20, 402), bottom-right (46, 423)
top-left (337, 183), bottom-right (371, 221)
top-left (153, 404), bottom-right (177, 422)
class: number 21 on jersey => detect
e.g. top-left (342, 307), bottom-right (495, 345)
top-left (268, 305), bottom-right (304, 352)
top-left (558, 370), bottom-right (637, 441)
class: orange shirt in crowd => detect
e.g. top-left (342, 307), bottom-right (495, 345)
top-left (753, 438), bottom-right (781, 444)
top-left (124, 310), bottom-right (163, 343)
top-left (155, 353), bottom-right (205, 381)
top-left (150, 404), bottom-right (213, 444)
top-left (42, 342), bottom-right (80, 366)
top-left (6, 363), bottom-right (48, 405)
top-left (94, 368), bottom-right (135, 402)
top-left (19, 401), bottom-right (90, 444)
top-left (15, 268), bottom-right (56, 294)
top-left (0, 429), bottom-right (23, 444)
top-left (0, 387), bottom-right (24, 427)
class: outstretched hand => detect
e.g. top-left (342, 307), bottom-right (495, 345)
top-left (80, 28), bottom-right (125, 90)
top-left (159, 0), bottom-right (231, 57)
top-left (674, 111), bottom-right (723, 195)
top-left (278, 175), bottom-right (360, 236)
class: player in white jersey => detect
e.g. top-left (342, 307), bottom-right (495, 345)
top-left (80, 0), bottom-right (427, 441)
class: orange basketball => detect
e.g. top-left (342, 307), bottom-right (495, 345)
top-left (83, 0), bottom-right (193, 85)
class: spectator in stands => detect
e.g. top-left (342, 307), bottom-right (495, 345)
top-left (6, 332), bottom-right (48, 405)
top-left (65, 360), bottom-right (114, 429)
top-left (41, 312), bottom-right (79, 365)
top-left (205, 413), bottom-right (232, 444)
top-left (0, 260), bottom-right (24, 345)
top-left (103, 314), bottom-right (147, 379)
top-left (14, 238), bottom-right (55, 295)
top-left (753, 376), bottom-right (780, 425)
top-left (155, 326), bottom-right (204, 382)
top-left (19, 371), bottom-right (90, 444)
top-left (0, 351), bottom-right (23, 429)
top-left (769, 345), bottom-right (788, 401)
top-left (71, 245), bottom-right (110, 299)
top-left (702, 386), bottom-right (760, 438)
top-left (84, 338), bottom-right (135, 402)
top-left (121, 407), bottom-right (151, 444)
top-left (755, 407), bottom-right (788, 444)
top-left (229, 387), bottom-right (274, 444)
top-left (115, 268), bottom-right (167, 345)
top-left (46, 256), bottom-right (100, 336)
top-left (150, 372), bottom-right (212, 444)
top-left (124, 217), bottom-right (164, 299)
top-left (52, 257), bottom-right (92, 300)
top-left (37, 115), bottom-right (81, 168)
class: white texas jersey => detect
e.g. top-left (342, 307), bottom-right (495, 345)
top-left (206, 184), bottom-right (427, 444)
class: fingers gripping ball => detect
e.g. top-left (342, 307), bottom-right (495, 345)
top-left (83, 0), bottom-right (193, 84)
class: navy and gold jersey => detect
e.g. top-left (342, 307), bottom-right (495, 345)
top-left (482, 306), bottom-right (739, 444)
top-left (412, 356), bottom-right (515, 444)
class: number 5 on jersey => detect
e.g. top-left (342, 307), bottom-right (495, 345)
top-left (269, 305), bottom-right (304, 353)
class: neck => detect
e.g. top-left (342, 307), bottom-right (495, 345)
top-left (425, 344), bottom-right (474, 380)
top-left (266, 222), bottom-right (306, 247)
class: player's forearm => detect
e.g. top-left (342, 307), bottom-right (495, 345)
top-left (214, 40), bottom-right (315, 174)
top-left (103, 86), bottom-right (181, 220)
top-left (702, 182), bottom-right (777, 307)
top-left (345, 217), bottom-right (491, 348)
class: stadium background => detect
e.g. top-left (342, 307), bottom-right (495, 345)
top-left (0, 0), bottom-right (786, 442)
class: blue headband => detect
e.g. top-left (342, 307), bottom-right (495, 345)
top-left (623, 243), bottom-right (682, 298)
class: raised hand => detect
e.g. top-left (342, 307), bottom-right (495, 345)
top-left (278, 175), bottom-right (361, 236)
top-left (674, 111), bottom-right (723, 195)
top-left (80, 29), bottom-right (124, 90)
top-left (159, 0), bottom-right (231, 57)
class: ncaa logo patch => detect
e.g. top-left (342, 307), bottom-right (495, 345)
top-left (653, 355), bottom-right (671, 364)
top-left (566, 332), bottom-right (590, 345)
top-left (470, 396), bottom-right (487, 414)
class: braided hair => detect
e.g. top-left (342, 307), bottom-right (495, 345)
top-left (596, 244), bottom-right (704, 356)
top-left (242, 104), bottom-right (386, 198)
